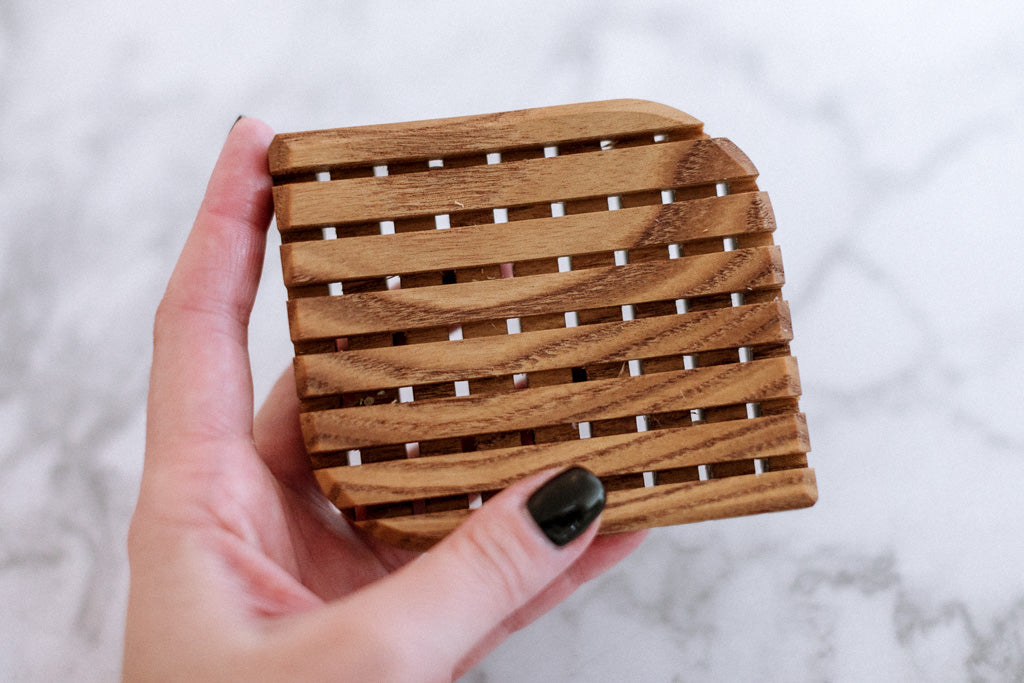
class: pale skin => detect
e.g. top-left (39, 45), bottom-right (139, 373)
top-left (124, 117), bottom-right (646, 681)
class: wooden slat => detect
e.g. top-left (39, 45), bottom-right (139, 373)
top-left (355, 468), bottom-right (818, 551)
top-left (268, 99), bottom-right (704, 175)
top-left (282, 191), bottom-right (775, 285)
top-left (316, 412), bottom-right (809, 506)
top-left (601, 467), bottom-right (817, 532)
top-left (296, 300), bottom-right (792, 397)
top-left (272, 138), bottom-right (756, 230)
top-left (288, 246), bottom-right (783, 340)
top-left (301, 356), bottom-right (801, 453)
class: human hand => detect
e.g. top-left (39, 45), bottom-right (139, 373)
top-left (124, 117), bottom-right (646, 681)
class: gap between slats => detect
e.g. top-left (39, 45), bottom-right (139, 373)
top-left (287, 246), bottom-right (784, 341)
top-left (273, 138), bottom-right (756, 231)
top-left (294, 300), bottom-right (792, 398)
top-left (300, 356), bottom-right (801, 453)
top-left (353, 468), bottom-right (818, 551)
top-left (281, 191), bottom-right (775, 286)
top-left (316, 412), bottom-right (808, 506)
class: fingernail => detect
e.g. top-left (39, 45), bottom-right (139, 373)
top-left (527, 467), bottom-right (606, 547)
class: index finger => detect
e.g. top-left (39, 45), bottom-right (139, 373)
top-left (146, 117), bottom-right (276, 456)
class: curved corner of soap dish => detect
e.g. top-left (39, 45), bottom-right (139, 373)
top-left (613, 98), bottom-right (705, 129)
top-left (800, 467), bottom-right (820, 508)
top-left (267, 134), bottom-right (295, 177)
top-left (711, 137), bottom-right (760, 176)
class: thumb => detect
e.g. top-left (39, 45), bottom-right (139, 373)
top-left (319, 468), bottom-right (606, 680)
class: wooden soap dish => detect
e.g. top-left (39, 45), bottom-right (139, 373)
top-left (269, 99), bottom-right (817, 551)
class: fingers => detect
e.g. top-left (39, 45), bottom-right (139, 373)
top-left (147, 118), bottom-right (275, 457)
top-left (254, 365), bottom-right (311, 486)
top-left (304, 468), bottom-right (614, 681)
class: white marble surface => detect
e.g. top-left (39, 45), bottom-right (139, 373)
top-left (2, 1), bottom-right (1023, 680)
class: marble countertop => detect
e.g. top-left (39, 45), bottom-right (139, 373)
top-left (2, 1), bottom-right (1022, 680)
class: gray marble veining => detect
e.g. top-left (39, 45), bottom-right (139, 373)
top-left (2, 1), bottom-right (1023, 680)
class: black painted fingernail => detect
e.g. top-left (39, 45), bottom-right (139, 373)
top-left (527, 467), bottom-right (605, 546)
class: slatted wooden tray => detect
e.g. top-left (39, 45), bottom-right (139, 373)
top-left (269, 99), bottom-right (816, 551)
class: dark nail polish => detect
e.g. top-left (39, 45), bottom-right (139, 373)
top-left (527, 467), bottom-right (606, 546)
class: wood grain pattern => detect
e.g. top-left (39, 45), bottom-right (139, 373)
top-left (316, 412), bottom-right (809, 506)
top-left (269, 99), bottom-right (704, 176)
top-left (281, 191), bottom-right (775, 285)
top-left (269, 99), bottom-right (815, 550)
top-left (356, 468), bottom-right (818, 551)
top-left (287, 246), bottom-right (784, 340)
top-left (301, 356), bottom-right (800, 452)
top-left (295, 300), bottom-right (792, 396)
top-left (272, 138), bottom-right (755, 231)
